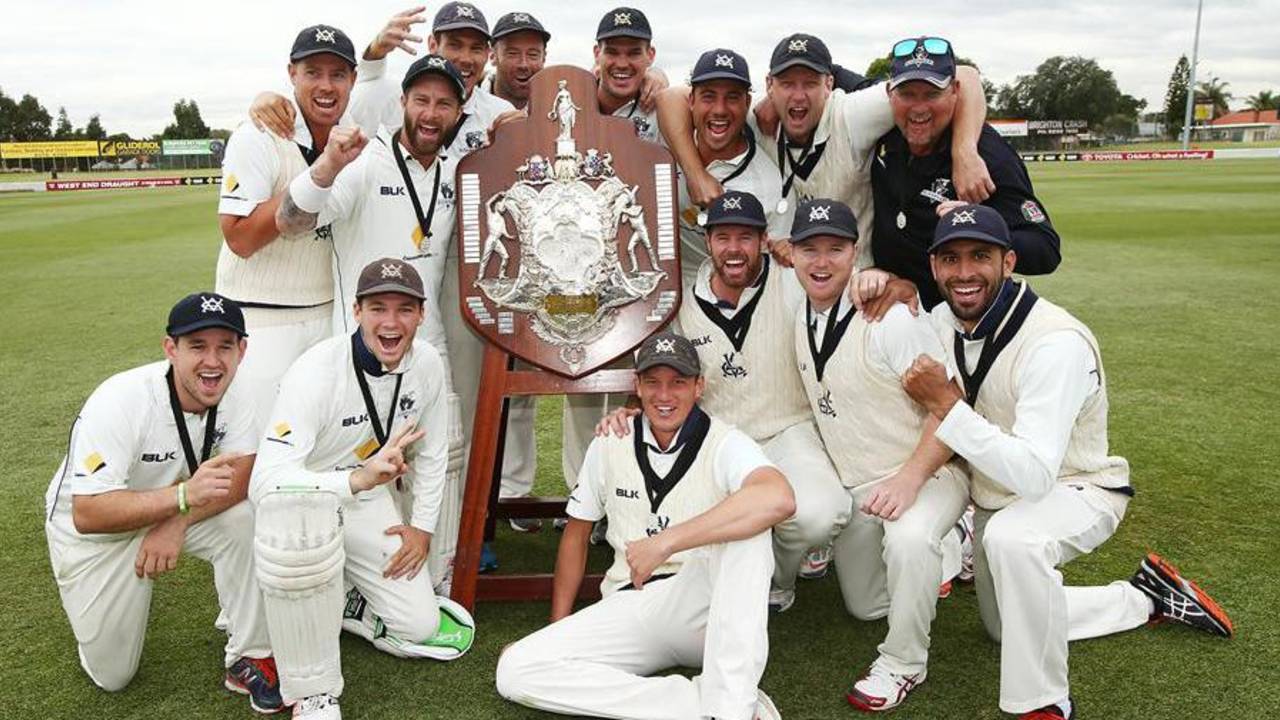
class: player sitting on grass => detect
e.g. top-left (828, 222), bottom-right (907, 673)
top-left (496, 331), bottom-right (795, 720)
top-left (905, 204), bottom-right (1234, 720)
top-left (44, 292), bottom-right (281, 714)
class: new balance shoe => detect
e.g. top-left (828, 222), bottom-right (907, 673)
top-left (768, 587), bottom-right (795, 614)
top-left (293, 693), bottom-right (341, 719)
top-left (1130, 552), bottom-right (1234, 638)
top-left (938, 580), bottom-right (953, 599)
top-left (799, 544), bottom-right (832, 580)
top-left (846, 662), bottom-right (925, 712)
top-left (224, 656), bottom-right (284, 714)
top-left (589, 518), bottom-right (609, 546)
top-left (1019, 698), bottom-right (1073, 719)
top-left (509, 518), bottom-right (543, 533)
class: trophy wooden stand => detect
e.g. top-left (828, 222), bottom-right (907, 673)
top-left (449, 66), bottom-right (681, 612)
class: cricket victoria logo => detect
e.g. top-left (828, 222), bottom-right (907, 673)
top-left (715, 53), bottom-right (734, 68)
top-left (314, 28), bottom-right (336, 44)
top-left (950, 209), bottom-right (977, 226)
top-left (380, 262), bottom-right (404, 279)
top-left (808, 204), bottom-right (831, 222)
top-left (613, 11), bottom-right (632, 25)
top-left (720, 351), bottom-right (747, 379)
top-left (200, 296), bottom-right (225, 314)
top-left (721, 195), bottom-right (743, 211)
top-left (818, 389), bottom-right (837, 417)
top-left (788, 38), bottom-right (808, 54)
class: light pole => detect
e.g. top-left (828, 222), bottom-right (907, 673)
top-left (1181, 0), bottom-right (1204, 149)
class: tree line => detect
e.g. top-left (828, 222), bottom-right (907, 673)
top-left (0, 90), bottom-right (223, 144)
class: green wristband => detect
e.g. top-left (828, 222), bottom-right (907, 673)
top-left (177, 481), bottom-right (190, 515)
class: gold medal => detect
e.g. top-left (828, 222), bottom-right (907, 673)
top-left (776, 198), bottom-right (789, 215)
top-left (896, 211), bottom-right (906, 230)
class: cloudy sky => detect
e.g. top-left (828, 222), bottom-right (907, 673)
top-left (3, 0), bottom-right (1275, 136)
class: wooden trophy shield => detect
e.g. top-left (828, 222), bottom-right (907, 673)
top-left (455, 65), bottom-right (681, 377)
top-left (449, 65), bottom-right (680, 611)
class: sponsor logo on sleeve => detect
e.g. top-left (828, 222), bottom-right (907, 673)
top-left (83, 452), bottom-right (106, 473)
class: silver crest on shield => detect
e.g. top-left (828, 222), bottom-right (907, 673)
top-left (473, 82), bottom-right (667, 373)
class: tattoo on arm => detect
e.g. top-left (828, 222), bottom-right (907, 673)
top-left (276, 191), bottom-right (319, 235)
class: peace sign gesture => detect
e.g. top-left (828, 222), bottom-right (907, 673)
top-left (349, 422), bottom-right (426, 494)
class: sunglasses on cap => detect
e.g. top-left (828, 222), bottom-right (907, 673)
top-left (892, 37), bottom-right (951, 58)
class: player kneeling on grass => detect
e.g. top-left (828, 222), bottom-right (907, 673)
top-left (496, 332), bottom-right (795, 720)
top-left (44, 293), bottom-right (282, 714)
top-left (906, 204), bottom-right (1233, 720)
top-left (249, 258), bottom-right (474, 720)
top-left (787, 199), bottom-right (969, 712)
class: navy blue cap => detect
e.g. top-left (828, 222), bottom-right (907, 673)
top-left (492, 11), bottom-right (550, 43)
top-left (433, 2), bottom-right (490, 38)
top-left (402, 54), bottom-right (467, 101)
top-left (769, 33), bottom-right (832, 76)
top-left (789, 198), bottom-right (858, 243)
top-left (889, 37), bottom-right (956, 90)
top-left (690, 48), bottom-right (750, 87)
top-left (289, 25), bottom-right (356, 67)
top-left (597, 7), bottom-right (652, 42)
top-left (705, 190), bottom-right (767, 229)
top-left (929, 204), bottom-right (1011, 252)
top-left (167, 292), bottom-right (247, 338)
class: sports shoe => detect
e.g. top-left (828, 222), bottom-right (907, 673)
top-left (955, 506), bottom-right (975, 582)
top-left (553, 518), bottom-right (568, 531)
top-left (846, 662), bottom-right (925, 712)
top-left (1130, 552), bottom-right (1234, 638)
top-left (589, 518), bottom-right (609, 546)
top-left (1019, 698), bottom-right (1073, 719)
top-left (768, 587), bottom-right (795, 614)
top-left (938, 580), bottom-right (953, 599)
top-left (293, 693), bottom-right (341, 719)
top-left (479, 542), bottom-right (498, 573)
top-left (754, 688), bottom-right (782, 720)
top-left (799, 544), bottom-right (832, 580)
top-left (509, 518), bottom-right (543, 533)
top-left (224, 656), bottom-right (284, 714)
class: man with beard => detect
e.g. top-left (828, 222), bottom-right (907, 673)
top-left (661, 49), bottom-right (790, 289)
top-left (905, 205), bottom-right (1233, 720)
top-left (871, 37), bottom-right (1061, 310)
top-left (662, 32), bottom-right (991, 267)
top-left (44, 293), bottom-right (281, 713)
top-left (274, 55), bottom-right (469, 588)
top-left (496, 332), bottom-right (793, 720)
top-left (218, 24), bottom-right (361, 433)
top-left (252, 259), bottom-right (475, 720)
top-left (787, 199), bottom-right (968, 712)
top-left (595, 191), bottom-right (846, 615)
top-left (484, 11), bottom-right (550, 110)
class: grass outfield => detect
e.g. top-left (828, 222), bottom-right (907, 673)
top-left (1, 159), bottom-right (1277, 719)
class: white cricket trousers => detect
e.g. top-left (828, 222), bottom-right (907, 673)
top-left (974, 483), bottom-right (1152, 713)
top-left (764, 421), bottom-right (850, 592)
top-left (496, 530), bottom-right (774, 720)
top-left (832, 466), bottom-right (970, 675)
top-left (236, 305), bottom-right (332, 431)
top-left (45, 501), bottom-right (271, 691)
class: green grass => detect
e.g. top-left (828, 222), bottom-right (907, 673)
top-left (2, 160), bottom-right (1278, 719)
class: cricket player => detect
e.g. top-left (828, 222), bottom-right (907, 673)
top-left (655, 49), bottom-right (792, 289)
top-left (44, 293), bottom-right (280, 713)
top-left (273, 55), bottom-right (470, 586)
top-left (595, 191), bottom-right (846, 614)
top-left (485, 11), bottom-right (550, 110)
top-left (217, 25), bottom-right (362, 431)
top-left (905, 204), bottom-right (1233, 719)
top-left (870, 37), bottom-right (1061, 309)
top-left (496, 332), bottom-right (793, 720)
top-left (787, 198), bottom-right (968, 711)
top-left (661, 32), bottom-right (990, 261)
top-left (250, 259), bottom-right (475, 720)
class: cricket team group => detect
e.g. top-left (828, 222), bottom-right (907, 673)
top-left (42, 4), bottom-right (1235, 719)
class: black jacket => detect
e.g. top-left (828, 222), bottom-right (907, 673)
top-left (870, 124), bottom-right (1061, 309)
